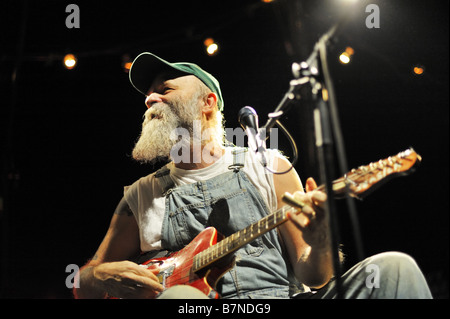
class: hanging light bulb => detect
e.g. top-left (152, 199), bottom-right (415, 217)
top-left (204, 38), bottom-right (219, 56)
top-left (339, 52), bottom-right (351, 64)
top-left (413, 65), bottom-right (425, 75)
top-left (122, 54), bottom-right (132, 73)
top-left (63, 53), bottom-right (77, 69)
top-left (339, 47), bottom-right (354, 65)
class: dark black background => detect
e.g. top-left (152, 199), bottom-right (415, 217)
top-left (1, 0), bottom-right (448, 298)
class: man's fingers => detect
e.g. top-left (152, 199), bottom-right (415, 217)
top-left (113, 261), bottom-right (164, 293)
top-left (128, 272), bottom-right (164, 292)
top-left (305, 177), bottom-right (318, 192)
top-left (287, 205), bottom-right (316, 228)
top-left (134, 266), bottom-right (164, 291)
top-left (311, 191), bottom-right (327, 207)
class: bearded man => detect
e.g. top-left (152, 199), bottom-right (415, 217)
top-left (73, 53), bottom-right (432, 299)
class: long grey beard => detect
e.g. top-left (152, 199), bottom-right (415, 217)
top-left (132, 97), bottom-right (201, 164)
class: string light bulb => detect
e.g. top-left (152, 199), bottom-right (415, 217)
top-left (63, 53), bottom-right (77, 69)
top-left (413, 65), bottom-right (425, 75)
top-left (204, 38), bottom-right (219, 56)
top-left (122, 54), bottom-right (132, 73)
top-left (339, 47), bottom-right (354, 65)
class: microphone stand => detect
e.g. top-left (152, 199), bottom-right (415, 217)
top-left (263, 12), bottom-right (364, 299)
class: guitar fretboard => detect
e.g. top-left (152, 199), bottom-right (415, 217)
top-left (192, 205), bottom-right (298, 272)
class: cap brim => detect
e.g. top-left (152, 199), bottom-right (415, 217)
top-left (129, 52), bottom-right (187, 95)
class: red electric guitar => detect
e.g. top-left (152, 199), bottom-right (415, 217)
top-left (132, 148), bottom-right (422, 298)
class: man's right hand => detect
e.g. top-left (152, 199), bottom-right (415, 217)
top-left (92, 261), bottom-right (164, 299)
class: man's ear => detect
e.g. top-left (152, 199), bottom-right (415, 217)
top-left (202, 92), bottom-right (218, 115)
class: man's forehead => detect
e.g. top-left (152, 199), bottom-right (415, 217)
top-left (150, 77), bottom-right (177, 89)
top-left (147, 73), bottom-right (198, 94)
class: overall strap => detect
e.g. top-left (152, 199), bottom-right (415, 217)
top-left (155, 166), bottom-right (175, 196)
top-left (228, 147), bottom-right (247, 172)
top-left (156, 147), bottom-right (248, 195)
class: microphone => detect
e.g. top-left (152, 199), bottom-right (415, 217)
top-left (238, 106), bottom-right (267, 167)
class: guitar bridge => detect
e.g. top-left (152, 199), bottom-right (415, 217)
top-left (157, 264), bottom-right (175, 289)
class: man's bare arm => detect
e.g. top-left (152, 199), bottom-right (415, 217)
top-left (74, 197), bottom-right (163, 299)
top-left (273, 156), bottom-right (334, 289)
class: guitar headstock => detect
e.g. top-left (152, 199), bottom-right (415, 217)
top-left (332, 148), bottom-right (422, 199)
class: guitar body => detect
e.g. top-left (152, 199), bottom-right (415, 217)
top-left (140, 227), bottom-right (233, 299)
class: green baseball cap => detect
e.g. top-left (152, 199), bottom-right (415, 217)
top-left (129, 52), bottom-right (224, 111)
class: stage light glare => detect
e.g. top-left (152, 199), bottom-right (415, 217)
top-left (339, 52), bottom-right (351, 64)
top-left (261, 0), bottom-right (275, 3)
top-left (63, 54), bottom-right (77, 69)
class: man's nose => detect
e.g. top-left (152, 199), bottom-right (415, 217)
top-left (145, 93), bottom-right (163, 108)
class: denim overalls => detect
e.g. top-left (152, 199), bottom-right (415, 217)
top-left (154, 148), bottom-right (298, 299)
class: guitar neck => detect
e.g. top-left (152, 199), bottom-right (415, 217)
top-left (193, 205), bottom-right (297, 272)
